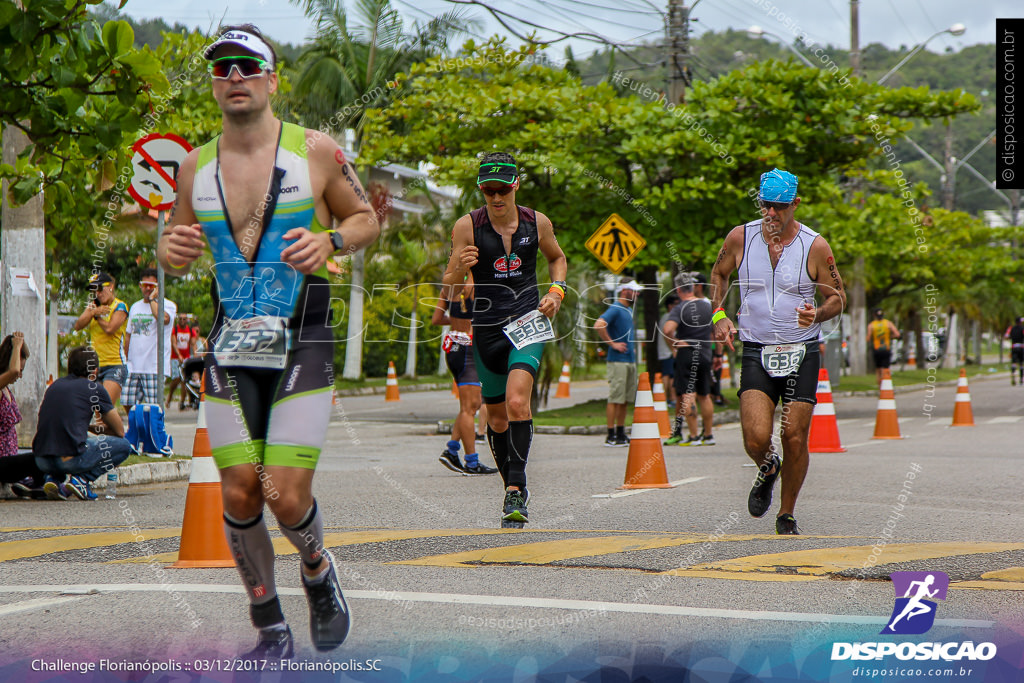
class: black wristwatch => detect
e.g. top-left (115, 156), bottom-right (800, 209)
top-left (327, 229), bottom-right (345, 252)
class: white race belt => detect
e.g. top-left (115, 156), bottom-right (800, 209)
top-left (213, 316), bottom-right (290, 369)
top-left (502, 309), bottom-right (554, 350)
top-left (760, 343), bottom-right (806, 378)
top-left (443, 331), bottom-right (472, 353)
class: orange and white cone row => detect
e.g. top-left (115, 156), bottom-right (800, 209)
top-left (872, 368), bottom-right (903, 439)
top-left (385, 361), bottom-right (400, 402)
top-left (620, 373), bottom-right (674, 489)
top-left (808, 368), bottom-right (846, 452)
top-left (172, 377), bottom-right (234, 568)
top-left (554, 361), bottom-right (571, 398)
top-left (951, 368), bottom-right (974, 426)
top-left (651, 372), bottom-right (672, 439)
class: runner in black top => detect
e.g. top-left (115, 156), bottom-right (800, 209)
top-left (1006, 317), bottom-right (1024, 386)
top-left (443, 152), bottom-right (567, 527)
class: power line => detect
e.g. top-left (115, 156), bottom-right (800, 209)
top-left (549, 0), bottom-right (662, 18)
top-left (547, 0), bottom-right (659, 33)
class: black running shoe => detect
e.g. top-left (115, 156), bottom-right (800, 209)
top-left (11, 478), bottom-right (40, 499)
top-left (243, 626), bottom-right (294, 660)
top-left (501, 488), bottom-right (529, 524)
top-left (475, 433), bottom-right (486, 443)
top-left (776, 513), bottom-right (800, 535)
top-left (302, 550), bottom-right (352, 651)
top-left (43, 476), bottom-right (69, 501)
top-left (462, 462), bottom-right (498, 475)
top-left (748, 454), bottom-right (781, 518)
top-left (438, 449), bottom-right (465, 473)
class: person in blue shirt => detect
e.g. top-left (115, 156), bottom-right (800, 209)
top-left (595, 279), bottom-right (642, 446)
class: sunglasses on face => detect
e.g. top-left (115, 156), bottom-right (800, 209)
top-left (208, 56), bottom-right (271, 80)
top-left (759, 200), bottom-right (792, 212)
top-left (479, 185), bottom-right (514, 197)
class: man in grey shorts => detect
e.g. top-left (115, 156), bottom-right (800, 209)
top-left (595, 279), bottom-right (642, 447)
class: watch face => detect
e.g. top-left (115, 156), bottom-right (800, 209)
top-left (330, 231), bottom-right (344, 251)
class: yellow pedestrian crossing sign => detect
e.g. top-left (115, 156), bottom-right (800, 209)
top-left (585, 213), bottom-right (646, 273)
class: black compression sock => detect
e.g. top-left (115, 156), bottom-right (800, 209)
top-left (506, 419), bottom-right (533, 490)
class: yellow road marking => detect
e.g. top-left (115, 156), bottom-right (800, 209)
top-left (0, 529), bottom-right (183, 563)
top-left (979, 567), bottom-right (1024, 582)
top-left (109, 528), bottom-right (544, 564)
top-left (661, 542), bottom-right (1024, 577)
top-left (952, 581), bottom-right (1024, 591)
top-left (390, 535), bottom-right (778, 568)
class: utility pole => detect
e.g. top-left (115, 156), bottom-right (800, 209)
top-left (1, 125), bottom-right (47, 443)
top-left (847, 0), bottom-right (867, 376)
top-left (942, 122), bottom-right (956, 210)
top-left (666, 0), bottom-right (688, 105)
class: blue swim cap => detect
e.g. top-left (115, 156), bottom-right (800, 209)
top-left (759, 169), bottom-right (799, 202)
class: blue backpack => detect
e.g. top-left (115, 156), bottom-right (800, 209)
top-left (125, 404), bottom-right (174, 456)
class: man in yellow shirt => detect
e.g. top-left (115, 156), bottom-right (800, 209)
top-left (73, 271), bottom-right (129, 406)
top-left (867, 308), bottom-right (901, 385)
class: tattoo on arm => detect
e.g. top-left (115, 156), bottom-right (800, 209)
top-left (342, 163), bottom-right (368, 205)
top-left (714, 245), bottom-right (726, 269)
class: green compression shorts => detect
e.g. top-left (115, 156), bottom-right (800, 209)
top-left (471, 323), bottom-right (545, 404)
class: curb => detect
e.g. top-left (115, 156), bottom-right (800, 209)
top-left (336, 382), bottom-right (450, 397)
top-left (94, 458), bottom-right (193, 490)
top-left (833, 370), bottom-right (1009, 398)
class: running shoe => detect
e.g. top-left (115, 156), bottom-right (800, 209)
top-left (302, 550), bottom-right (352, 651)
top-left (11, 478), bottom-right (41, 499)
top-left (776, 513), bottom-right (800, 535)
top-left (663, 432), bottom-right (684, 446)
top-left (604, 436), bottom-right (622, 447)
top-left (680, 435), bottom-right (702, 446)
top-left (748, 453), bottom-right (782, 518)
top-left (43, 476), bottom-right (69, 501)
top-left (462, 462), bottom-right (499, 475)
top-left (438, 449), bottom-right (465, 473)
top-left (699, 434), bottom-right (716, 446)
top-left (243, 626), bottom-right (294, 660)
top-left (614, 434), bottom-right (630, 447)
top-left (501, 488), bottom-right (529, 524)
top-left (475, 433), bottom-right (486, 443)
top-left (65, 475), bottom-right (90, 500)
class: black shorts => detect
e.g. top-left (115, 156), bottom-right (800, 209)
top-left (1012, 347), bottom-right (1024, 364)
top-left (471, 324), bottom-right (544, 404)
top-left (445, 342), bottom-right (480, 386)
top-left (673, 347), bottom-right (712, 396)
top-left (738, 341), bottom-right (819, 405)
top-left (873, 348), bottom-right (892, 369)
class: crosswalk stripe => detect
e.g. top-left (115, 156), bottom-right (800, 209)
top-left (663, 542), bottom-right (1024, 577)
top-left (0, 529), bottom-right (184, 563)
top-left (390, 534), bottom-right (775, 568)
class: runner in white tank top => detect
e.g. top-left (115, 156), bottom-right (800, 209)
top-left (709, 169), bottom-right (847, 536)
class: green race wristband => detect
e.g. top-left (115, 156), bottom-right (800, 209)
top-left (711, 309), bottom-right (727, 324)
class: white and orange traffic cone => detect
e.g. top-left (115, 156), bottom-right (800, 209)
top-left (906, 347), bottom-right (917, 369)
top-left (171, 376), bottom-right (234, 568)
top-left (872, 368), bottom-right (903, 439)
top-left (720, 354), bottom-right (732, 384)
top-left (809, 367), bottom-right (846, 452)
top-left (951, 368), bottom-right (975, 426)
top-left (651, 372), bottom-right (672, 439)
top-left (385, 361), bottom-right (400, 402)
top-left (620, 373), bottom-right (674, 489)
top-left (554, 361), bottom-right (571, 399)
top-left (46, 374), bottom-right (54, 386)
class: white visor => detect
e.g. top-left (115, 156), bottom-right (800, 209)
top-left (204, 30), bottom-right (275, 68)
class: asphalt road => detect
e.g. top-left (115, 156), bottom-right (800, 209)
top-left (1, 373), bottom-right (1022, 682)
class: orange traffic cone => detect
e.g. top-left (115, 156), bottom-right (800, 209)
top-left (554, 361), bottom-right (571, 398)
top-left (385, 361), bottom-right (400, 402)
top-left (620, 373), bottom-right (673, 489)
top-left (651, 372), bottom-right (672, 439)
top-left (720, 354), bottom-right (732, 383)
top-left (809, 368), bottom-right (846, 452)
top-left (872, 368), bottom-right (903, 439)
top-left (452, 380), bottom-right (459, 397)
top-left (172, 376), bottom-right (234, 568)
top-left (951, 368), bottom-right (975, 426)
top-left (47, 374), bottom-right (53, 386)
top-left (906, 348), bottom-right (917, 369)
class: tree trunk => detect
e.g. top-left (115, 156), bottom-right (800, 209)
top-left (849, 258), bottom-right (867, 376)
top-left (341, 250), bottom-right (365, 379)
top-left (405, 286), bottom-right (418, 377)
top-left (2, 124), bottom-right (46, 444)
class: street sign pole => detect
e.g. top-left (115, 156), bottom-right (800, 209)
top-left (156, 209), bottom-right (165, 402)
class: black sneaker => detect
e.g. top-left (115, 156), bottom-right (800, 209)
top-left (699, 434), bottom-right (716, 446)
top-left (475, 433), bottom-right (486, 443)
top-left (748, 454), bottom-right (781, 518)
top-left (776, 514), bottom-right (800, 535)
top-left (501, 489), bottom-right (529, 524)
top-left (243, 626), bottom-right (294, 660)
top-left (680, 435), bottom-right (702, 447)
top-left (302, 550), bottom-right (352, 651)
top-left (438, 449), bottom-right (465, 473)
top-left (614, 434), bottom-right (630, 447)
top-left (462, 462), bottom-right (498, 475)
top-left (11, 478), bottom-right (40, 499)
top-left (43, 476), bottom-right (69, 501)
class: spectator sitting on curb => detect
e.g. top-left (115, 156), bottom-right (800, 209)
top-left (32, 346), bottom-right (132, 501)
top-left (0, 332), bottom-right (29, 458)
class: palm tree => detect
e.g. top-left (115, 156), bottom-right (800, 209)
top-left (287, 0), bottom-right (478, 379)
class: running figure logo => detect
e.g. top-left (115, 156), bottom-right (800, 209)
top-left (880, 571), bottom-right (949, 635)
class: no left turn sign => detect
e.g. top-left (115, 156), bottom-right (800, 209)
top-left (128, 133), bottom-right (193, 211)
